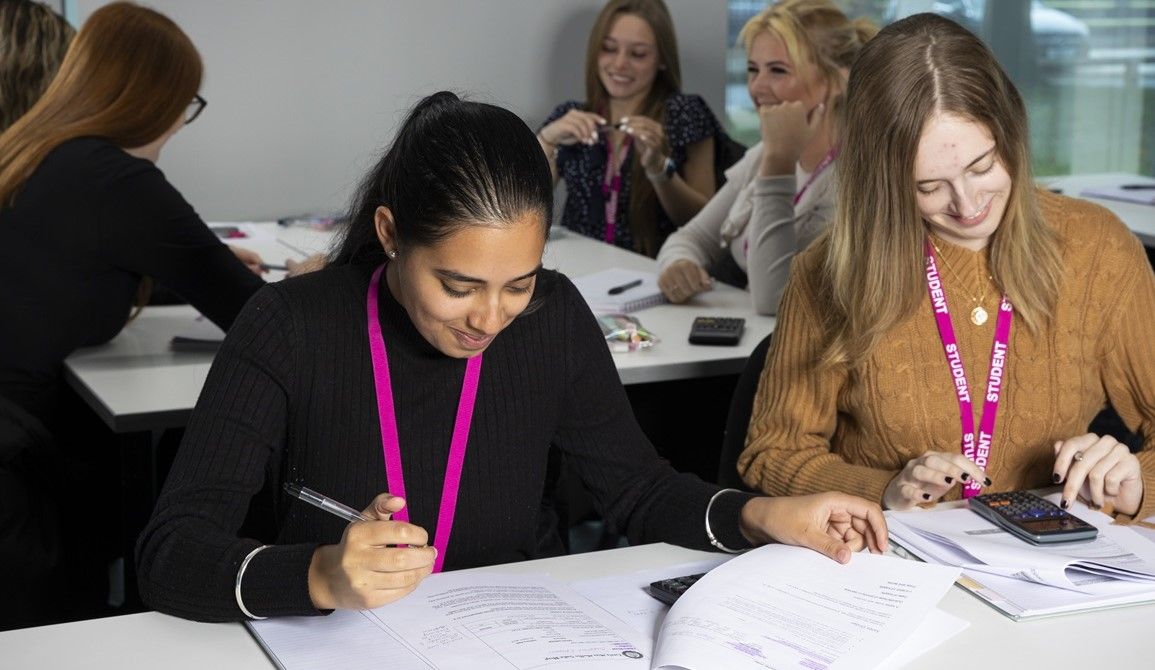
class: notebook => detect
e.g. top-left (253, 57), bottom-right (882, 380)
top-left (1079, 185), bottom-right (1155, 206)
top-left (572, 268), bottom-right (667, 313)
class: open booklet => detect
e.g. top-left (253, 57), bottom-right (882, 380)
top-left (247, 545), bottom-right (961, 670)
top-left (887, 495), bottom-right (1155, 619)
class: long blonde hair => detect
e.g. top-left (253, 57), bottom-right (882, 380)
top-left (738, 0), bottom-right (877, 133)
top-left (820, 13), bottom-right (1061, 368)
top-left (0, 1), bottom-right (202, 206)
top-left (0, 0), bottom-right (75, 132)
top-left (584, 0), bottom-right (681, 256)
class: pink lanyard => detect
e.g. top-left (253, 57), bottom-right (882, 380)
top-left (924, 240), bottom-right (1012, 498)
top-left (792, 145), bottom-right (839, 206)
top-left (601, 134), bottom-right (632, 244)
top-left (366, 264), bottom-right (483, 572)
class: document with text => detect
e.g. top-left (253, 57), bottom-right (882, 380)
top-left (248, 548), bottom-right (960, 670)
top-left (887, 497), bottom-right (1155, 619)
top-left (650, 545), bottom-right (960, 670)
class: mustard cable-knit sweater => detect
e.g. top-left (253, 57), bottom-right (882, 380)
top-left (739, 191), bottom-right (1155, 521)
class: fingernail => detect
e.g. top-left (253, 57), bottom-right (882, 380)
top-left (944, 476), bottom-right (953, 484)
top-left (983, 477), bottom-right (992, 487)
top-left (922, 493), bottom-right (931, 500)
top-left (1053, 473), bottom-right (1062, 484)
top-left (960, 473), bottom-right (970, 481)
top-left (1061, 499), bottom-right (1069, 509)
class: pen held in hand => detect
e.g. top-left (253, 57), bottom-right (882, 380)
top-left (283, 482), bottom-right (369, 523)
top-left (260, 263), bottom-right (289, 271)
top-left (607, 278), bottom-right (643, 295)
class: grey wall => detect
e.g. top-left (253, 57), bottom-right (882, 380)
top-left (74, 0), bottom-right (727, 220)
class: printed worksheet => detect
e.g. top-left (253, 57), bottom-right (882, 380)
top-left (651, 545), bottom-right (960, 670)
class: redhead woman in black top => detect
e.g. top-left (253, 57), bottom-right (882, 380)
top-left (0, 3), bottom-right (273, 429)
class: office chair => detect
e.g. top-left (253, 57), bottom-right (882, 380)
top-left (716, 333), bottom-right (773, 490)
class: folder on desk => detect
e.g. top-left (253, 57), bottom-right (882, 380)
top-left (170, 315), bottom-right (224, 352)
top-left (887, 497), bottom-right (1155, 620)
top-left (572, 268), bottom-right (667, 313)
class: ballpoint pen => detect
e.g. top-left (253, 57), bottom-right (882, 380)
top-left (260, 263), bottom-right (289, 271)
top-left (283, 482), bottom-right (369, 523)
top-left (607, 278), bottom-right (643, 295)
top-left (1120, 184), bottom-right (1155, 190)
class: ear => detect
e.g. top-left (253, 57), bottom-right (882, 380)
top-left (374, 206), bottom-right (398, 257)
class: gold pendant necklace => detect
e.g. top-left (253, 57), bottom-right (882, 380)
top-left (930, 239), bottom-right (994, 326)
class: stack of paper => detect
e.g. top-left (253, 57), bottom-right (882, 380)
top-left (887, 496), bottom-right (1155, 619)
top-left (248, 545), bottom-right (963, 670)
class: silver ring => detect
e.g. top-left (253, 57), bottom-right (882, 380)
top-left (1073, 451), bottom-right (1084, 462)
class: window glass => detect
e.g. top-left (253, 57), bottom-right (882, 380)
top-left (725, 0), bottom-right (1154, 177)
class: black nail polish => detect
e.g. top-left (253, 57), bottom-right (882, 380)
top-left (945, 476), bottom-right (953, 484)
top-left (1061, 499), bottom-right (1069, 509)
top-left (960, 473), bottom-right (970, 481)
top-left (922, 493), bottom-right (931, 500)
top-left (1052, 473), bottom-right (1061, 484)
top-left (983, 477), bottom-right (992, 487)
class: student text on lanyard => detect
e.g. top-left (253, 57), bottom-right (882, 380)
top-left (924, 239), bottom-right (1012, 498)
top-left (366, 264), bottom-right (482, 572)
top-left (601, 132), bottom-right (633, 245)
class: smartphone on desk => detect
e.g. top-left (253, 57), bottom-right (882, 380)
top-left (646, 572), bottom-right (706, 605)
top-left (969, 491), bottom-right (1098, 545)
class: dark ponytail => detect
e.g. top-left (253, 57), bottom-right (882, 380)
top-left (332, 92), bottom-right (553, 266)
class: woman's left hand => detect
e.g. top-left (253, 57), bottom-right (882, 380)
top-left (620, 116), bottom-right (670, 177)
top-left (739, 492), bottom-right (888, 564)
top-left (228, 245), bottom-right (265, 275)
top-left (1054, 433), bottom-right (1144, 516)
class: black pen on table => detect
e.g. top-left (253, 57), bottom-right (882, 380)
top-left (1120, 184), bottom-right (1155, 190)
top-left (607, 278), bottom-right (643, 295)
top-left (283, 482), bottom-right (368, 523)
top-left (260, 262), bottom-right (289, 271)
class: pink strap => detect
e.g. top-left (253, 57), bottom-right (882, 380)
top-left (924, 240), bottom-right (1012, 497)
top-left (601, 134), bottom-right (632, 244)
top-left (367, 264), bottom-right (483, 572)
top-left (793, 145), bottom-right (839, 207)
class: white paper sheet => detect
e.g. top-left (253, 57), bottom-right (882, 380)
top-left (650, 545), bottom-right (960, 670)
top-left (888, 499), bottom-right (1155, 594)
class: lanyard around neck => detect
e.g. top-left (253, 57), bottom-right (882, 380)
top-left (601, 134), bottom-right (633, 244)
top-left (924, 240), bottom-right (1012, 498)
top-left (366, 264), bottom-right (483, 572)
top-left (793, 144), bottom-right (839, 207)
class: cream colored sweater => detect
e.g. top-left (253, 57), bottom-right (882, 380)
top-left (739, 191), bottom-right (1155, 521)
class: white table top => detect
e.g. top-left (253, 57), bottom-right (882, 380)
top-left (63, 225), bottom-right (773, 433)
top-left (0, 542), bottom-right (1147, 670)
top-left (1037, 172), bottom-right (1155, 245)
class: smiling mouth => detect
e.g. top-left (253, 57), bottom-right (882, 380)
top-left (452, 328), bottom-right (493, 351)
top-left (954, 198), bottom-right (992, 226)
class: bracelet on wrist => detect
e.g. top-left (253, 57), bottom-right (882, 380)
top-left (235, 544), bottom-right (271, 619)
top-left (646, 155), bottom-right (676, 183)
top-left (705, 488), bottom-right (747, 554)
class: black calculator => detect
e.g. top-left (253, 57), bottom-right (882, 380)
top-left (646, 572), bottom-right (706, 605)
top-left (688, 316), bottom-right (745, 346)
top-left (968, 491), bottom-right (1098, 545)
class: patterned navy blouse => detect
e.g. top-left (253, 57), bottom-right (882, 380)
top-left (543, 93), bottom-right (722, 256)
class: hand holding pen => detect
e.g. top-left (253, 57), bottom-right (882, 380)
top-left (287, 484), bottom-right (436, 611)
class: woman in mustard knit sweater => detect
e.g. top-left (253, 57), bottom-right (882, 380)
top-left (738, 13), bottom-right (1155, 520)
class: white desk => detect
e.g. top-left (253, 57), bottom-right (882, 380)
top-left (1038, 172), bottom-right (1155, 246)
top-left (0, 542), bottom-right (1146, 669)
top-left (64, 226), bottom-right (773, 434)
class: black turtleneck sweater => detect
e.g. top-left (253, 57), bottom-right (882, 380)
top-left (136, 263), bottom-right (753, 622)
